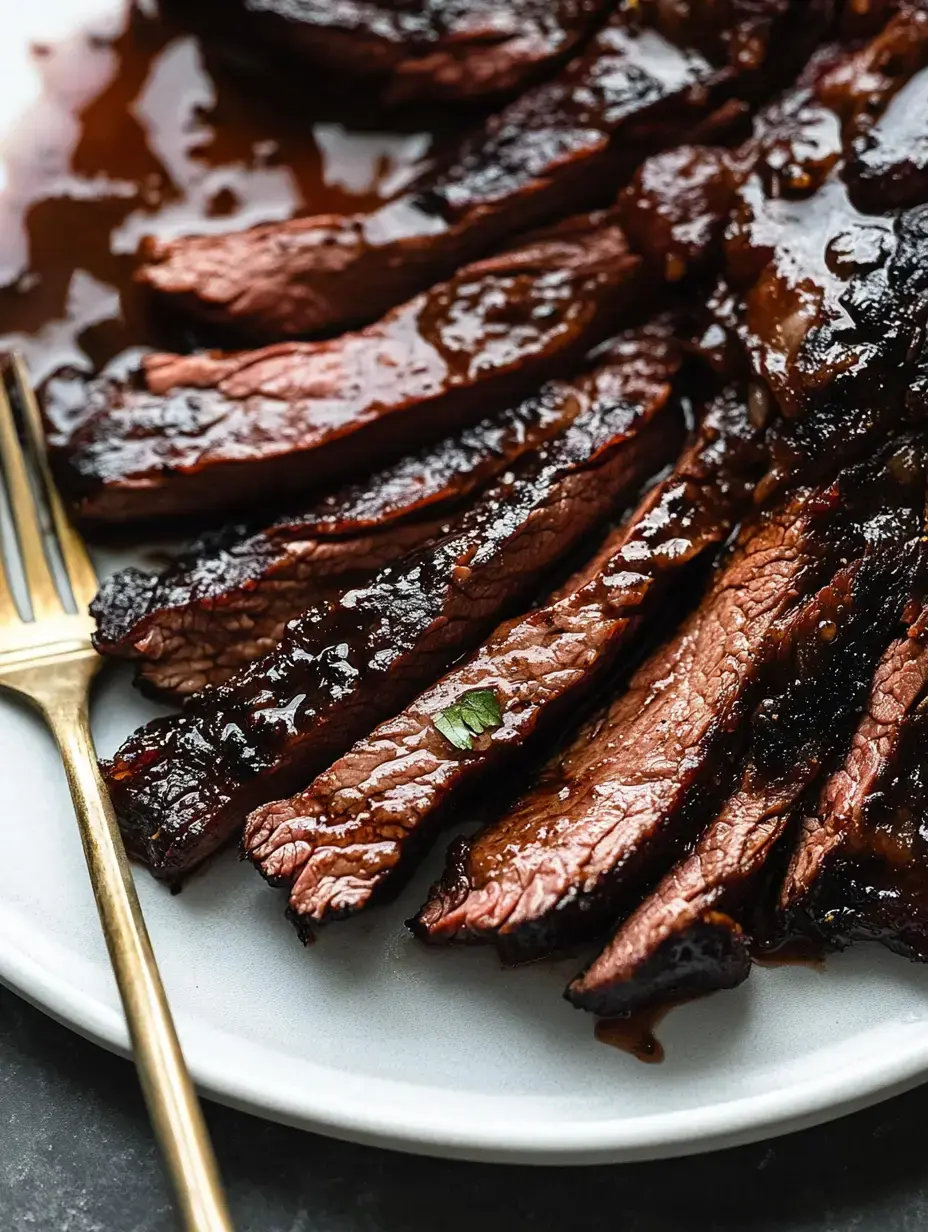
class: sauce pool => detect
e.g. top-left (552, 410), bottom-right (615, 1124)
top-left (0, 1), bottom-right (439, 387)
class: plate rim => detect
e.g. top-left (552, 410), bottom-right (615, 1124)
top-left (3, 930), bottom-right (928, 1164)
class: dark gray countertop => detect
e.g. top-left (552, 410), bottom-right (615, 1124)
top-left (2, 985), bottom-right (928, 1232)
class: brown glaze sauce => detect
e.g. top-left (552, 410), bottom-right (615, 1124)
top-left (596, 939), bottom-right (827, 1062)
top-left (0, 2), bottom-right (438, 395)
top-left (751, 936), bottom-right (827, 972)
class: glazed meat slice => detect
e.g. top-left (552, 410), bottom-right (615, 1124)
top-left (182, 0), bottom-right (613, 106)
top-left (756, 204), bottom-right (928, 483)
top-left (136, 2), bottom-right (816, 338)
top-left (614, 40), bottom-right (852, 287)
top-left (784, 701), bottom-right (928, 960)
top-left (91, 391), bottom-right (577, 700)
top-left (569, 517), bottom-right (926, 1017)
top-left (416, 444), bottom-right (918, 962)
top-left (780, 603), bottom-right (928, 953)
top-left (51, 211), bottom-right (641, 523)
top-left (821, 0), bottom-right (928, 142)
top-left (243, 387), bottom-right (767, 933)
top-left (104, 336), bottom-right (680, 881)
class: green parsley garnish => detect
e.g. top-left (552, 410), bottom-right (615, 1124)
top-left (434, 688), bottom-right (503, 751)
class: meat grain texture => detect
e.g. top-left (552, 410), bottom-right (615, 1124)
top-left (73, 0), bottom-right (928, 1034)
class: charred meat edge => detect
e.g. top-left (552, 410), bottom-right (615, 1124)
top-left (104, 333), bottom-right (680, 881)
top-left (779, 599), bottom-right (928, 955)
top-left (50, 210), bottom-right (643, 523)
top-left (784, 694), bottom-right (928, 961)
top-left (720, 10), bottom-right (928, 482)
top-left (243, 387), bottom-right (767, 933)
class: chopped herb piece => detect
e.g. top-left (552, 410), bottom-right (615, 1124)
top-left (434, 709), bottom-right (474, 750)
top-left (434, 688), bottom-right (503, 751)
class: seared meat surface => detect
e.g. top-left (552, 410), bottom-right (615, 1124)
top-left (136, 2), bottom-right (817, 338)
top-left (91, 392), bottom-right (579, 700)
top-left (721, 11), bottom-right (928, 477)
top-left (783, 703), bottom-right (928, 961)
top-left (242, 372), bottom-right (765, 935)
top-left (53, 212), bottom-right (641, 522)
top-left (49, 0), bottom-right (928, 1041)
top-left (104, 333), bottom-right (680, 880)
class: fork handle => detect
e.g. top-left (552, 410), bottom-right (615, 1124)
top-left (43, 692), bottom-right (234, 1232)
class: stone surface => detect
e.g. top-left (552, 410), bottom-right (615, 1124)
top-left (2, 982), bottom-right (928, 1231)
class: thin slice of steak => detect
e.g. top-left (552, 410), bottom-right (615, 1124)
top-left (415, 442), bottom-right (920, 962)
top-left (243, 386), bottom-right (768, 936)
top-left (779, 599), bottom-right (928, 954)
top-left (50, 211), bottom-right (641, 523)
top-left (91, 389), bottom-right (580, 700)
top-left (136, 3), bottom-right (817, 338)
top-left (104, 335), bottom-right (680, 881)
top-left (569, 522), bottom-right (926, 1017)
top-left (180, 0), bottom-right (614, 106)
top-left (828, 1), bottom-right (928, 217)
top-left (821, 0), bottom-right (928, 145)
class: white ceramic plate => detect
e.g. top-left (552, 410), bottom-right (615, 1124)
top-left (3, 1), bottom-right (928, 1168)
top-left (1, 546), bottom-right (928, 1163)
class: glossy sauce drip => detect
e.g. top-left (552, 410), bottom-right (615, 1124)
top-left (594, 999), bottom-right (684, 1063)
top-left (0, 2), bottom-right (437, 385)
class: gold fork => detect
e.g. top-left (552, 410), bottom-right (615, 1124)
top-left (0, 354), bottom-right (233, 1232)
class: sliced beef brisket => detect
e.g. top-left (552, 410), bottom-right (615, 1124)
top-left (415, 443), bottom-right (919, 962)
top-left (104, 335), bottom-right (679, 881)
top-left (51, 212), bottom-right (640, 523)
top-left (243, 387), bottom-right (767, 934)
top-left (91, 389), bottom-right (583, 700)
top-left (570, 514), bottom-right (926, 1017)
top-left (136, 3), bottom-right (818, 339)
top-left (182, 0), bottom-right (613, 106)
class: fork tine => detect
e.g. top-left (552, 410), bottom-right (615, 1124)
top-left (0, 360), bottom-right (64, 621)
top-left (0, 540), bottom-right (20, 623)
top-left (10, 353), bottom-right (98, 613)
